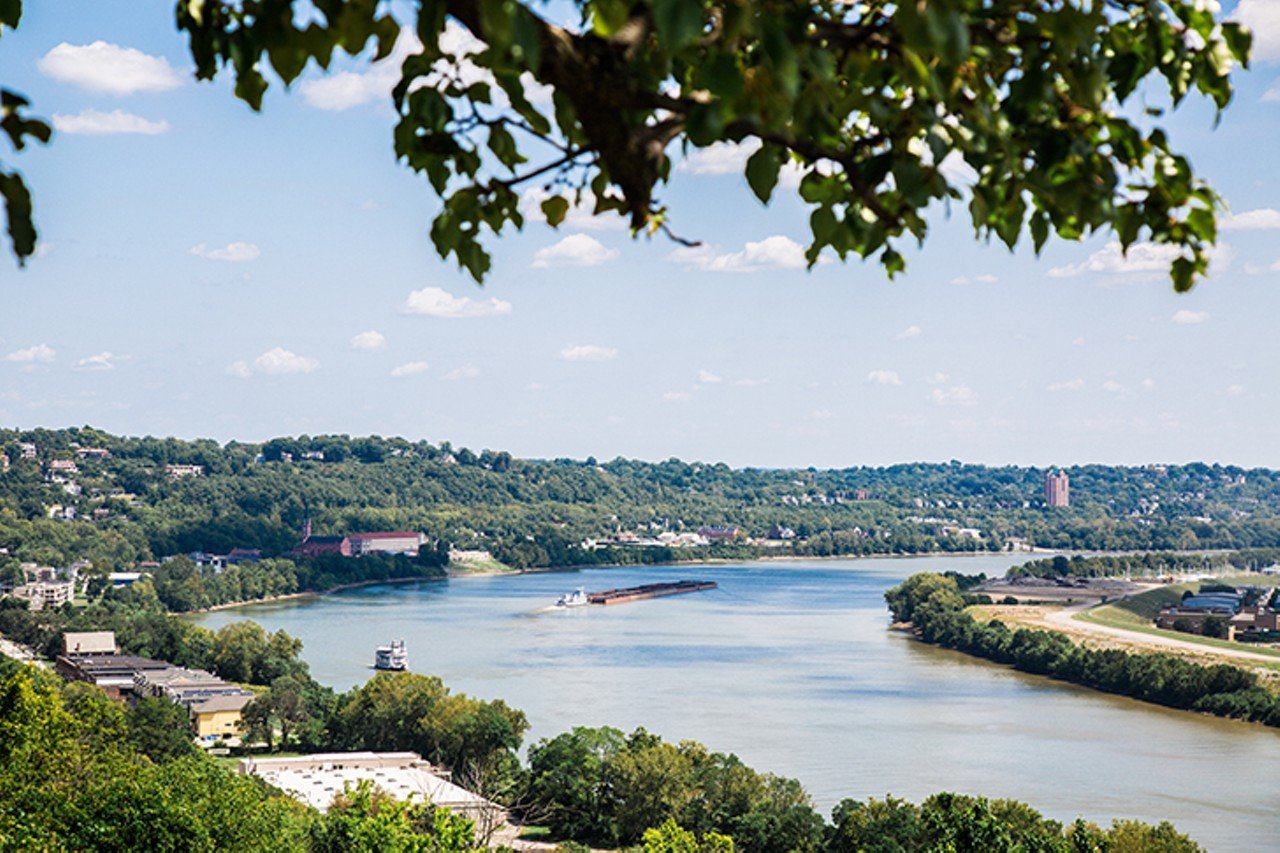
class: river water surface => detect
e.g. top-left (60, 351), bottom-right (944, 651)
top-left (193, 555), bottom-right (1280, 850)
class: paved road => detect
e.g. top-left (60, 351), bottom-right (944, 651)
top-left (1043, 603), bottom-right (1280, 665)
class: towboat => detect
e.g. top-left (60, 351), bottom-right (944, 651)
top-left (555, 588), bottom-right (588, 608)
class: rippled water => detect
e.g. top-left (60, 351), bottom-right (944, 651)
top-left (193, 555), bottom-right (1280, 850)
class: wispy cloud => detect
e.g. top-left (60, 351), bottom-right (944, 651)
top-left (930, 385), bottom-right (976, 406)
top-left (662, 390), bottom-right (693, 402)
top-left (1171, 309), bottom-right (1209, 325)
top-left (53, 109), bottom-right (169, 135)
top-left (37, 41), bottom-right (182, 95)
top-left (1047, 379), bottom-right (1085, 392)
top-left (4, 344), bottom-right (56, 364)
top-left (679, 140), bottom-right (759, 175)
top-left (390, 361), bottom-right (430, 378)
top-left (866, 369), bottom-right (903, 386)
top-left (671, 235), bottom-right (807, 272)
top-left (896, 325), bottom-right (923, 340)
top-left (949, 274), bottom-right (998, 285)
top-left (1221, 208), bottom-right (1280, 231)
top-left (520, 188), bottom-right (627, 231)
top-left (402, 286), bottom-right (512, 318)
top-left (230, 348), bottom-right (318, 378)
top-left (74, 352), bottom-right (123, 371)
top-left (349, 330), bottom-right (387, 350)
top-left (559, 344), bottom-right (618, 362)
top-left (532, 234), bottom-right (619, 268)
top-left (444, 364), bottom-right (480, 380)
top-left (1048, 241), bottom-right (1232, 278)
top-left (190, 242), bottom-right (260, 262)
top-left (697, 369), bottom-right (723, 384)
top-left (1231, 0), bottom-right (1280, 62)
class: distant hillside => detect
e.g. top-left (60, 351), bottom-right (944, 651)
top-left (3, 426), bottom-right (1280, 571)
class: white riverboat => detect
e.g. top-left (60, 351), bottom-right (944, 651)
top-left (374, 639), bottom-right (409, 671)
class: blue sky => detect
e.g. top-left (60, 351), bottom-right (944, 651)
top-left (2, 1), bottom-right (1280, 468)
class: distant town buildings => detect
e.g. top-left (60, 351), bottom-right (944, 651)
top-left (7, 564), bottom-right (76, 610)
top-left (349, 531), bottom-right (425, 556)
top-left (1045, 469), bottom-right (1070, 507)
top-left (164, 463), bottom-right (205, 480)
top-left (698, 525), bottom-right (744, 542)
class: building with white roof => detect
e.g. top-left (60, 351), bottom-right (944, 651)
top-left (238, 751), bottom-right (505, 832)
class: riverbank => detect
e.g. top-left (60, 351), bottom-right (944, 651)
top-left (184, 575), bottom-right (444, 614)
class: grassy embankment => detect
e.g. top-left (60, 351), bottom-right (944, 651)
top-left (1070, 578), bottom-right (1280, 675)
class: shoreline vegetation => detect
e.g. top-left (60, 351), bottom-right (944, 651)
top-left (886, 572), bottom-right (1280, 729)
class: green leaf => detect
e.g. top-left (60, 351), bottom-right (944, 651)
top-left (744, 144), bottom-right (782, 204)
top-left (541, 196), bottom-right (569, 227)
top-left (653, 0), bottom-right (705, 53)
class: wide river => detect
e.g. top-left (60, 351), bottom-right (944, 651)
top-left (194, 555), bottom-right (1279, 849)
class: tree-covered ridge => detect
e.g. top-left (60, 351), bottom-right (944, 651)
top-left (6, 426), bottom-right (1280, 572)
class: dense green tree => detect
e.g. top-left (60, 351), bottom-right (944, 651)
top-left (310, 781), bottom-right (478, 853)
top-left (642, 819), bottom-right (735, 853)
top-left (126, 696), bottom-right (199, 763)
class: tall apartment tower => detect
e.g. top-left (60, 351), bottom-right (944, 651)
top-left (1045, 468), bottom-right (1070, 507)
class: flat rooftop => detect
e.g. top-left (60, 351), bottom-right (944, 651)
top-left (239, 752), bottom-right (500, 815)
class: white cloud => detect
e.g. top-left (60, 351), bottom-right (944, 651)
top-left (1101, 380), bottom-right (1126, 393)
top-left (350, 330), bottom-right (387, 350)
top-left (897, 325), bottom-right (923, 340)
top-left (298, 25), bottom-right (499, 111)
top-left (531, 234), bottom-right (619, 268)
top-left (697, 369), bottom-right (723, 384)
top-left (930, 385), bottom-right (976, 406)
top-left (950, 274), bottom-right (998, 285)
top-left (1141, 378), bottom-right (1157, 391)
top-left (74, 352), bottom-right (122, 371)
top-left (1265, 81), bottom-right (1280, 102)
top-left (1232, 0), bottom-right (1280, 62)
top-left (230, 348), bottom-right (318, 377)
top-left (390, 361), bottom-right (431, 378)
top-left (1227, 384), bottom-right (1246, 396)
top-left (926, 372), bottom-right (949, 385)
top-left (520, 188), bottom-right (627, 231)
top-left (444, 364), bottom-right (480, 380)
top-left (190, 242), bottom-right (261, 262)
top-left (1222, 208), bottom-right (1280, 230)
top-left (37, 41), bottom-right (182, 95)
top-left (402, 286), bottom-right (512, 318)
top-left (559, 344), bottom-right (618, 362)
top-left (672, 235), bottom-right (807, 273)
top-left (1171, 309), bottom-right (1209, 325)
top-left (679, 140), bottom-right (759, 175)
top-left (663, 390), bottom-right (693, 402)
top-left (53, 109), bottom-right (169, 135)
top-left (866, 369), bottom-right (903, 386)
top-left (1049, 241), bottom-right (1232, 278)
top-left (4, 344), bottom-right (56, 364)
top-left (1072, 336), bottom-right (1086, 346)
top-left (298, 30), bottom-right (429, 110)
top-left (810, 409), bottom-right (837, 420)
top-left (1047, 378), bottom-right (1086, 392)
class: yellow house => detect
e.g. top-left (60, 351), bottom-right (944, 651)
top-left (190, 694), bottom-right (252, 740)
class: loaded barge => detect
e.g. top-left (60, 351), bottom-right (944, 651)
top-left (585, 580), bottom-right (717, 605)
